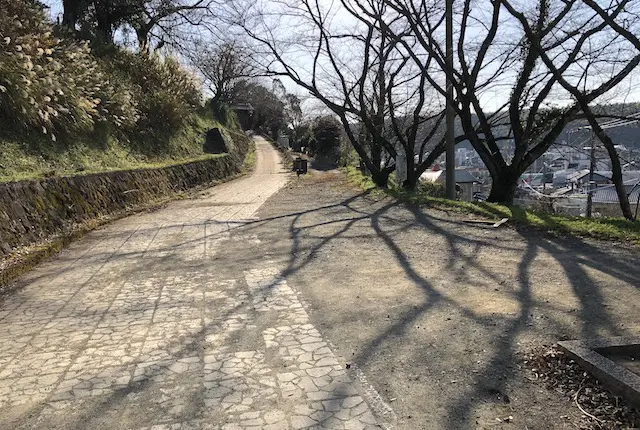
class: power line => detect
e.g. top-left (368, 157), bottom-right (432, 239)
top-left (552, 141), bottom-right (635, 167)
top-left (594, 113), bottom-right (640, 128)
top-left (575, 111), bottom-right (640, 131)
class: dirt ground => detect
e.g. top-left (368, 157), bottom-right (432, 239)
top-left (236, 169), bottom-right (640, 429)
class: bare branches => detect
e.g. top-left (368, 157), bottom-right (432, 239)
top-left (499, 0), bottom-right (640, 218)
top-left (377, 0), bottom-right (640, 203)
top-left (192, 41), bottom-right (260, 103)
top-left (62, 0), bottom-right (222, 52)
top-left (231, 0), bottom-right (449, 188)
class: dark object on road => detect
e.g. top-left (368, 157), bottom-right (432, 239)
top-left (293, 157), bottom-right (308, 176)
top-left (204, 128), bottom-right (229, 153)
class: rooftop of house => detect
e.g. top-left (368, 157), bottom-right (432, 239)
top-left (592, 181), bottom-right (640, 203)
top-left (567, 170), bottom-right (613, 182)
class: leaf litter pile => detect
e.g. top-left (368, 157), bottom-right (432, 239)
top-left (522, 346), bottom-right (640, 429)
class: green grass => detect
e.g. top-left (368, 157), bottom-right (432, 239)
top-left (344, 166), bottom-right (640, 244)
top-left (0, 113), bottom-right (224, 183)
top-left (242, 140), bottom-right (257, 173)
top-left (344, 165), bottom-right (387, 196)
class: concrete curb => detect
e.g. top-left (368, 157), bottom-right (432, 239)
top-left (558, 336), bottom-right (640, 410)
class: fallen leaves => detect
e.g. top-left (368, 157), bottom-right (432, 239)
top-left (521, 346), bottom-right (640, 429)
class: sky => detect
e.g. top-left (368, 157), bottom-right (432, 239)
top-left (42, 0), bottom-right (62, 19)
top-left (40, 0), bottom-right (640, 117)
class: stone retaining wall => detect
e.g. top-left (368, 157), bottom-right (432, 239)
top-left (0, 154), bottom-right (241, 257)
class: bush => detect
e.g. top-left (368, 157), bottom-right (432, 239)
top-left (417, 180), bottom-right (447, 198)
top-left (0, 0), bottom-right (199, 146)
top-left (107, 51), bottom-right (201, 140)
top-left (0, 0), bottom-right (137, 138)
top-left (339, 145), bottom-right (360, 167)
top-left (312, 115), bottom-right (342, 160)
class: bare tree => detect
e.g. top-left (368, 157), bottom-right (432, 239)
top-left (382, 0), bottom-right (640, 204)
top-left (194, 42), bottom-right (258, 111)
top-left (502, 0), bottom-right (640, 219)
top-left (129, 0), bottom-right (217, 53)
top-left (234, 80), bottom-right (286, 138)
top-left (234, 0), bottom-right (449, 189)
top-left (62, 0), bottom-right (217, 51)
top-left (272, 78), bottom-right (304, 137)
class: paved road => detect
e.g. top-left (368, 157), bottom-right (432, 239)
top-left (0, 137), bottom-right (388, 430)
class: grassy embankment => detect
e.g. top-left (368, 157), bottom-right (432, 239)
top-left (344, 165), bottom-right (640, 244)
top-left (0, 0), bottom-right (258, 184)
top-left (0, 111), bottom-right (241, 183)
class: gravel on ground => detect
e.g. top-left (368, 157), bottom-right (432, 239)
top-left (247, 169), bottom-right (640, 429)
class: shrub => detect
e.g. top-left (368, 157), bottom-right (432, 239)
top-left (417, 180), bottom-right (447, 198)
top-left (107, 51), bottom-right (201, 140)
top-left (0, 0), bottom-right (137, 138)
top-left (0, 0), bottom-right (208, 164)
top-left (339, 147), bottom-right (360, 168)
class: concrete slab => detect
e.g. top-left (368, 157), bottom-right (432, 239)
top-left (557, 337), bottom-right (640, 410)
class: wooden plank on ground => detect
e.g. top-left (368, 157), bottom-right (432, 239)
top-left (462, 218), bottom-right (509, 228)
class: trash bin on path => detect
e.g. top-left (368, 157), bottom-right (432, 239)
top-left (293, 157), bottom-right (308, 176)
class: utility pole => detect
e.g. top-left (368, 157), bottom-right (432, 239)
top-left (445, 0), bottom-right (456, 199)
top-left (543, 155), bottom-right (547, 192)
top-left (586, 132), bottom-right (596, 218)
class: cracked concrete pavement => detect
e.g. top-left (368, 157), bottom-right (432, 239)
top-left (0, 137), bottom-right (392, 430)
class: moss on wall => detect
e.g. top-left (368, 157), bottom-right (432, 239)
top-left (0, 154), bottom-right (242, 257)
top-left (0, 129), bottom-right (253, 292)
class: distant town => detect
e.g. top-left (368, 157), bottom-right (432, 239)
top-left (431, 123), bottom-right (640, 218)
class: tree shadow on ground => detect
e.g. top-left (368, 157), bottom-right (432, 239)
top-left (243, 190), bottom-right (636, 428)
top-left (4, 186), bottom-right (640, 428)
top-left (225, 188), bottom-right (635, 427)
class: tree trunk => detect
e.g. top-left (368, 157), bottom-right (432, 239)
top-left (403, 148), bottom-right (417, 190)
top-left (595, 130), bottom-right (635, 220)
top-left (95, 16), bottom-right (113, 45)
top-left (487, 169), bottom-right (519, 204)
top-left (371, 141), bottom-right (382, 176)
top-left (136, 27), bottom-right (150, 54)
top-left (62, 0), bottom-right (78, 29)
top-left (403, 172), bottom-right (418, 190)
top-left (611, 164), bottom-right (634, 220)
top-left (93, 0), bottom-right (114, 45)
top-left (371, 169), bottom-right (391, 188)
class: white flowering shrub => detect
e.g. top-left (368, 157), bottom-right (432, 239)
top-left (0, 0), bottom-right (137, 139)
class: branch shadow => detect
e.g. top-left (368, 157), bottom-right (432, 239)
top-left (5, 184), bottom-right (640, 428)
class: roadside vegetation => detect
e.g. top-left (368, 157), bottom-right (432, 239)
top-left (345, 166), bottom-right (640, 245)
top-left (0, 111), bottom-right (226, 182)
top-left (0, 0), bottom-right (251, 183)
top-left (235, 0), bottom-right (640, 220)
top-left (241, 139), bottom-right (257, 173)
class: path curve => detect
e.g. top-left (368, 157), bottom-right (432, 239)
top-left (0, 137), bottom-right (390, 429)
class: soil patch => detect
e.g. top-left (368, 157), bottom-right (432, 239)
top-left (606, 352), bottom-right (640, 377)
top-left (249, 171), bottom-right (640, 429)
